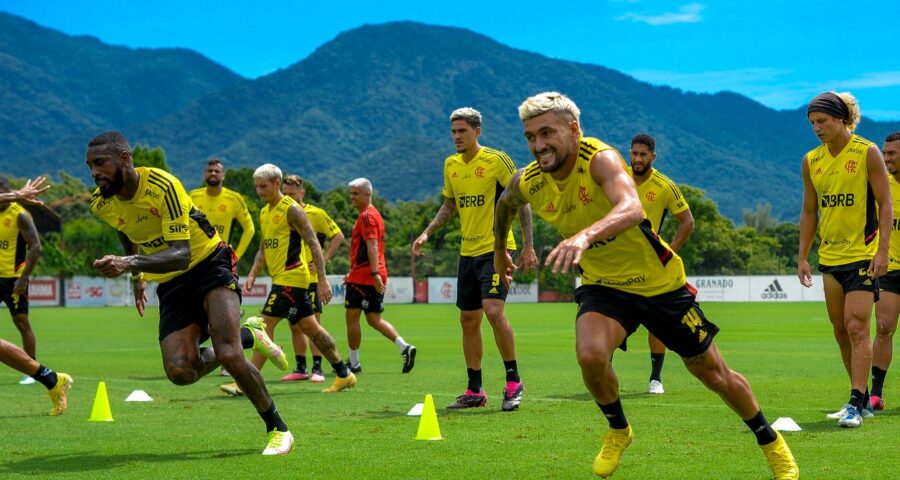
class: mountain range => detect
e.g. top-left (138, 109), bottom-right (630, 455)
top-left (2, 12), bottom-right (898, 220)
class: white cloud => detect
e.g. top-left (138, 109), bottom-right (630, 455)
top-left (617, 3), bottom-right (704, 25)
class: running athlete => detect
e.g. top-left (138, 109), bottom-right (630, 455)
top-left (413, 107), bottom-right (536, 411)
top-left (494, 92), bottom-right (798, 479)
top-left (798, 92), bottom-right (891, 428)
top-left (628, 134), bottom-right (694, 394)
top-left (87, 132), bottom-right (293, 455)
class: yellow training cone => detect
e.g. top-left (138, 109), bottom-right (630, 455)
top-left (415, 394), bottom-right (443, 440)
top-left (88, 381), bottom-right (114, 422)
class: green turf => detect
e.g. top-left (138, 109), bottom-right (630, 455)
top-left (0, 303), bottom-right (897, 479)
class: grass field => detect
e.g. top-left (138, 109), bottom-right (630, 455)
top-left (0, 302), bottom-right (897, 479)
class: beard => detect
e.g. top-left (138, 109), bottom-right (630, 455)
top-left (631, 163), bottom-right (649, 176)
top-left (97, 166), bottom-right (125, 199)
top-left (206, 178), bottom-right (222, 187)
top-left (536, 148), bottom-right (567, 173)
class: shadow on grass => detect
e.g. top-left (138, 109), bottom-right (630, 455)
top-left (0, 449), bottom-right (257, 475)
top-left (126, 375), bottom-right (169, 381)
top-left (544, 392), bottom-right (593, 401)
top-left (797, 418), bottom-right (860, 432)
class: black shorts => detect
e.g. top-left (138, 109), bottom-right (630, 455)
top-left (157, 245), bottom-right (241, 342)
top-left (575, 283), bottom-right (719, 358)
top-left (344, 283), bottom-right (384, 313)
top-left (820, 260), bottom-right (879, 302)
top-left (0, 277), bottom-right (27, 316)
top-left (457, 252), bottom-right (508, 311)
top-left (307, 282), bottom-right (323, 314)
top-left (879, 270), bottom-right (900, 295)
top-left (262, 284), bottom-right (315, 325)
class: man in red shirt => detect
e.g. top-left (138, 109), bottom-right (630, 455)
top-left (344, 178), bottom-right (416, 373)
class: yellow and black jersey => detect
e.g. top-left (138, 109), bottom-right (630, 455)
top-left (807, 135), bottom-right (877, 267)
top-left (0, 202), bottom-right (27, 277)
top-left (888, 175), bottom-right (900, 272)
top-left (259, 195), bottom-right (309, 288)
top-left (630, 168), bottom-right (689, 234)
top-left (90, 167), bottom-right (221, 284)
top-left (189, 187), bottom-right (255, 260)
top-left (301, 202), bottom-right (342, 277)
top-left (519, 136), bottom-right (686, 296)
top-left (441, 146), bottom-right (517, 256)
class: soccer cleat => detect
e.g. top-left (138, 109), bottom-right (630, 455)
top-left (648, 380), bottom-right (664, 394)
top-left (346, 361), bottom-right (362, 374)
top-left (48, 373), bottom-right (73, 416)
top-left (401, 345), bottom-right (417, 373)
top-left (862, 403), bottom-right (875, 419)
top-left (446, 390), bottom-right (487, 409)
top-left (592, 425), bottom-right (634, 478)
top-left (243, 316), bottom-right (288, 370)
top-left (262, 429), bottom-right (294, 456)
top-left (322, 372), bottom-right (357, 393)
top-left (218, 367), bottom-right (231, 377)
top-left (501, 381), bottom-right (524, 411)
top-left (219, 382), bottom-right (243, 396)
top-left (826, 404), bottom-right (850, 419)
top-left (870, 395), bottom-right (884, 410)
top-left (280, 371), bottom-right (310, 382)
top-left (761, 431), bottom-right (799, 480)
top-left (19, 374), bottom-right (36, 385)
top-left (310, 371), bottom-right (325, 383)
top-left (838, 405), bottom-right (863, 428)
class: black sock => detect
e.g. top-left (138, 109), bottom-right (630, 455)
top-left (258, 402), bottom-right (289, 433)
top-left (31, 364), bottom-right (58, 390)
top-left (466, 368), bottom-right (483, 393)
top-left (240, 327), bottom-right (254, 349)
top-left (332, 360), bottom-right (349, 378)
top-left (503, 360), bottom-right (520, 383)
top-left (295, 355), bottom-right (307, 373)
top-left (312, 356), bottom-right (323, 373)
top-left (597, 398), bottom-right (629, 430)
top-left (743, 411), bottom-right (777, 445)
top-left (849, 389), bottom-right (865, 411)
top-left (872, 366), bottom-right (887, 397)
top-left (649, 353), bottom-right (665, 382)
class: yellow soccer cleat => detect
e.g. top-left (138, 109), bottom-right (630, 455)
top-left (322, 372), bottom-right (357, 393)
top-left (761, 431), bottom-right (799, 480)
top-left (592, 425), bottom-right (634, 477)
top-left (219, 382), bottom-right (243, 396)
top-left (48, 373), bottom-right (73, 416)
top-left (243, 316), bottom-right (288, 370)
top-left (262, 429), bottom-right (294, 456)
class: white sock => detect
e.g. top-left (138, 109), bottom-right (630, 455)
top-left (394, 336), bottom-right (409, 352)
top-left (349, 349), bottom-right (360, 367)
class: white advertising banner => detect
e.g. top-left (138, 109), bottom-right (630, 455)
top-left (327, 275), bottom-right (415, 305)
top-left (241, 276), bottom-right (273, 306)
top-left (687, 276), bottom-right (753, 302)
top-left (65, 276), bottom-right (107, 307)
top-left (427, 277), bottom-right (537, 303)
top-left (29, 276), bottom-right (60, 306)
top-left (748, 276), bottom-right (805, 302)
top-left (507, 281), bottom-right (538, 303)
top-left (104, 278), bottom-right (160, 308)
top-left (686, 275), bottom-right (825, 302)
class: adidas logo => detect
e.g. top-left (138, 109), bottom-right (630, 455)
top-left (489, 287), bottom-right (498, 294)
top-left (545, 202), bottom-right (557, 212)
top-left (760, 279), bottom-right (788, 299)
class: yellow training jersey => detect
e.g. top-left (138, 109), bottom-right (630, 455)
top-left (631, 168), bottom-right (689, 234)
top-left (189, 187), bottom-right (255, 260)
top-left (0, 202), bottom-right (27, 277)
top-left (90, 167), bottom-right (221, 284)
top-left (888, 175), bottom-right (900, 272)
top-left (441, 146), bottom-right (517, 256)
top-left (519, 137), bottom-right (686, 296)
top-left (259, 195), bottom-right (309, 288)
top-left (807, 135), bottom-right (877, 267)
top-left (301, 203), bottom-right (342, 278)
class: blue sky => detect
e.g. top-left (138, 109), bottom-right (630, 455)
top-left (3, 0), bottom-right (899, 120)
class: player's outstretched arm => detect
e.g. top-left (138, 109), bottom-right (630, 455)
top-left (495, 169), bottom-right (528, 289)
top-left (2, 176), bottom-right (50, 205)
top-left (288, 204), bottom-right (332, 304)
top-left (797, 155), bottom-right (818, 288)
top-left (412, 196), bottom-right (457, 256)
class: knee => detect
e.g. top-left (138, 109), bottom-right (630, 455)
top-left (844, 319), bottom-right (870, 341)
top-left (576, 345), bottom-right (611, 371)
top-left (484, 309), bottom-right (506, 326)
top-left (364, 314), bottom-right (382, 327)
top-left (876, 320), bottom-right (897, 338)
top-left (12, 316), bottom-right (30, 330)
top-left (459, 315), bottom-right (481, 332)
top-left (164, 360), bottom-right (199, 386)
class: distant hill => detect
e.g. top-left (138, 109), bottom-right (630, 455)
top-left (3, 18), bottom-right (898, 220)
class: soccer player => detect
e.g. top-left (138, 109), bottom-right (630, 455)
top-left (798, 92), bottom-right (891, 428)
top-left (0, 177), bottom-right (45, 384)
top-left (494, 92), bottom-right (798, 479)
top-left (280, 175), bottom-right (345, 383)
top-left (628, 134), bottom-right (694, 394)
top-left (229, 165), bottom-right (356, 394)
top-left (345, 178), bottom-right (416, 374)
top-left (412, 107), bottom-right (536, 411)
top-left (871, 131), bottom-right (900, 410)
top-left (87, 132), bottom-right (294, 455)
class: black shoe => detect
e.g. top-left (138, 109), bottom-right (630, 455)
top-left (446, 390), bottom-right (487, 409)
top-left (346, 361), bottom-right (362, 374)
top-left (401, 345), bottom-right (417, 373)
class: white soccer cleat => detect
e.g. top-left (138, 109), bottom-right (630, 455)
top-left (19, 375), bottom-right (36, 385)
top-left (648, 380), bottom-right (664, 394)
top-left (826, 404), bottom-right (850, 419)
top-left (262, 429), bottom-right (294, 455)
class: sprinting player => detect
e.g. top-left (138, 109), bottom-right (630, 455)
top-left (0, 177), bottom-right (45, 384)
top-left (494, 92), bottom-right (798, 479)
top-left (412, 107), bottom-right (536, 411)
top-left (280, 175), bottom-right (345, 383)
top-left (871, 131), bottom-right (900, 410)
top-left (87, 132), bottom-right (294, 455)
top-left (225, 164), bottom-right (355, 394)
top-left (345, 178), bottom-right (416, 374)
top-left (798, 92), bottom-right (891, 428)
top-left (628, 134), bottom-right (694, 394)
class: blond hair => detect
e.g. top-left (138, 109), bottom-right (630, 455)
top-left (450, 107), bottom-right (482, 127)
top-left (835, 91), bottom-right (862, 132)
top-left (518, 92), bottom-right (581, 124)
top-left (253, 163), bottom-right (282, 182)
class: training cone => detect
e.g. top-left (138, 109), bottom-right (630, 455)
top-left (415, 394), bottom-right (443, 441)
top-left (88, 381), bottom-right (114, 422)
